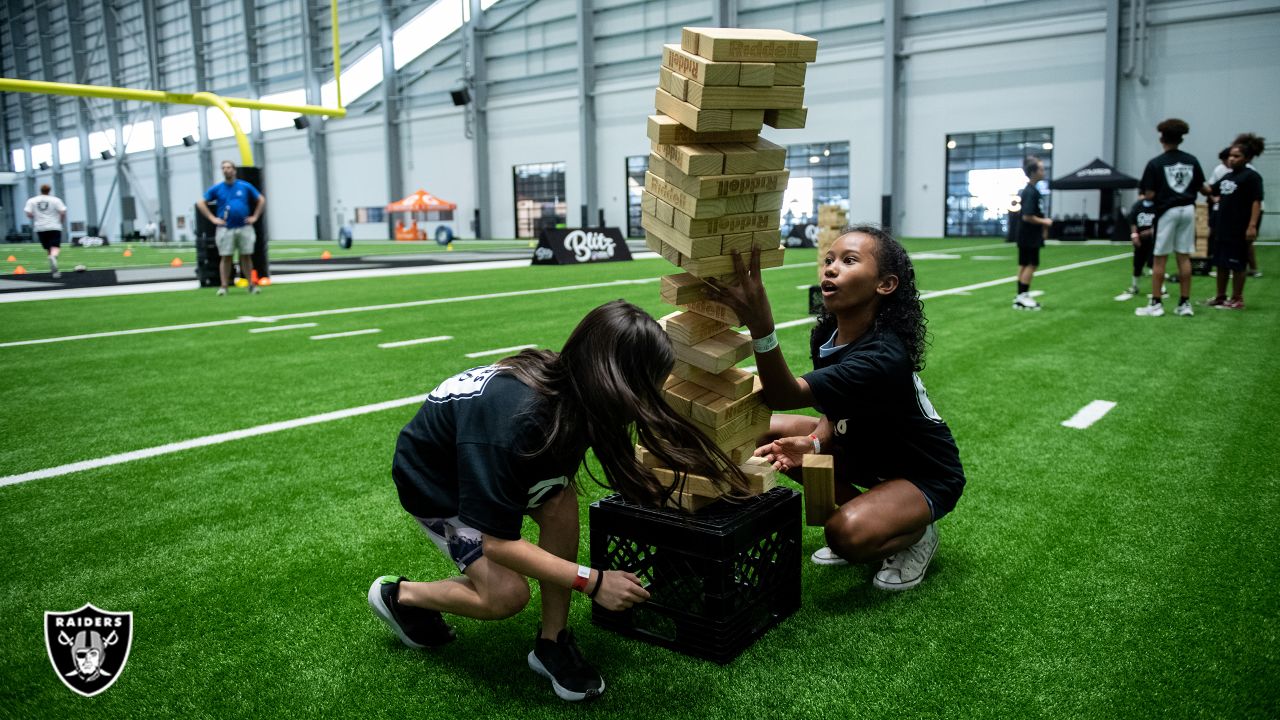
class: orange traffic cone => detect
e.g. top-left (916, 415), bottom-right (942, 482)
top-left (258, 276), bottom-right (272, 286)
top-left (6, 255), bottom-right (15, 262)
top-left (321, 250), bottom-right (332, 260)
top-left (123, 248), bottom-right (133, 257)
top-left (14, 265), bottom-right (26, 274)
top-left (171, 257), bottom-right (183, 267)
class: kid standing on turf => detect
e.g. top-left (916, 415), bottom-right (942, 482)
top-left (369, 300), bottom-right (747, 702)
top-left (709, 227), bottom-right (966, 592)
top-left (1116, 195), bottom-right (1158, 302)
top-left (1015, 156), bottom-right (1053, 311)
top-left (1136, 119), bottom-right (1208, 318)
top-left (1205, 136), bottom-right (1265, 309)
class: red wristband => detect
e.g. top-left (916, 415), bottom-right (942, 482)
top-left (571, 564), bottom-right (591, 593)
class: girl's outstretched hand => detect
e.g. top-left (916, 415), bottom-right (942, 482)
top-left (592, 570), bottom-right (651, 611)
top-left (706, 248), bottom-right (775, 335)
top-left (754, 435), bottom-right (814, 473)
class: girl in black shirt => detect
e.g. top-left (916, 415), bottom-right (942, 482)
top-left (711, 226), bottom-right (965, 592)
top-left (370, 300), bottom-right (748, 701)
top-left (1206, 135), bottom-right (1265, 309)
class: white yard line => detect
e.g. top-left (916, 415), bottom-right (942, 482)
top-left (465, 344), bottom-right (536, 358)
top-left (311, 329), bottom-right (381, 340)
top-left (0, 394), bottom-right (430, 488)
top-left (1061, 400), bottom-right (1117, 429)
top-left (378, 335), bottom-right (453, 349)
top-left (918, 253), bottom-right (1129, 299)
top-left (249, 323), bottom-right (317, 334)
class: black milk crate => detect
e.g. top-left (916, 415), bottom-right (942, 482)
top-left (589, 487), bottom-right (801, 664)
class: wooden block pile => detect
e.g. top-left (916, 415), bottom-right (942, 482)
top-left (639, 27), bottom-right (818, 511)
top-left (1193, 201), bottom-right (1209, 259)
top-left (815, 204), bottom-right (848, 258)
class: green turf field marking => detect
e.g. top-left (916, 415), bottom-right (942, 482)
top-left (377, 335), bottom-right (453, 349)
top-left (248, 323), bottom-right (318, 334)
top-left (465, 344), bottom-right (537, 358)
top-left (1061, 400), bottom-right (1118, 429)
top-left (310, 329), bottom-right (383, 340)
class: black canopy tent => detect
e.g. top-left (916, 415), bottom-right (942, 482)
top-left (1049, 158), bottom-right (1139, 241)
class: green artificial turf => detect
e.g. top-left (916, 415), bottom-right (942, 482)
top-left (0, 239), bottom-right (1276, 718)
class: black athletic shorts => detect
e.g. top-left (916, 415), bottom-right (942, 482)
top-left (832, 448), bottom-right (964, 522)
top-left (1214, 237), bottom-right (1247, 272)
top-left (38, 230), bottom-right (62, 250)
top-left (1017, 242), bottom-right (1041, 267)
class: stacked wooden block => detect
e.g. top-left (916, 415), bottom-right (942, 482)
top-left (638, 27), bottom-right (818, 511)
top-left (815, 204), bottom-right (848, 258)
top-left (1193, 201), bottom-right (1210, 259)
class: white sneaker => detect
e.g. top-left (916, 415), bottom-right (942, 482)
top-left (873, 524), bottom-right (938, 591)
top-left (1135, 303), bottom-right (1164, 317)
top-left (1114, 287), bottom-right (1138, 302)
top-left (216, 287), bottom-right (228, 296)
top-left (810, 547), bottom-right (848, 566)
top-left (1012, 293), bottom-right (1042, 311)
top-left (1174, 302), bottom-right (1194, 317)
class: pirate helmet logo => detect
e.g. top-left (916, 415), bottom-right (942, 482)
top-left (44, 603), bottom-right (133, 697)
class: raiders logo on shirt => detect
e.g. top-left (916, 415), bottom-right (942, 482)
top-left (428, 366), bottom-right (500, 403)
top-left (1164, 163), bottom-right (1194, 193)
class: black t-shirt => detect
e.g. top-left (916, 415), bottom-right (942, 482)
top-left (1211, 167), bottom-right (1264, 243)
top-left (1128, 199), bottom-right (1157, 236)
top-left (391, 366), bottom-right (582, 540)
top-left (1018, 183), bottom-right (1045, 246)
top-left (1140, 150), bottom-right (1205, 213)
top-left (802, 327), bottom-right (965, 488)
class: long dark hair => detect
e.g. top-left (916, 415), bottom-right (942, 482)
top-left (810, 224), bottom-right (928, 371)
top-left (500, 299), bottom-right (749, 506)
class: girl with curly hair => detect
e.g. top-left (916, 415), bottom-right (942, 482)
top-left (710, 226), bottom-right (966, 592)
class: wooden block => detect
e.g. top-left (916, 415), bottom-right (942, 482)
top-left (685, 81), bottom-right (805, 110)
top-left (670, 328), bottom-right (752, 374)
top-left (721, 144), bottom-right (758, 175)
top-left (656, 89), bottom-right (735, 133)
top-left (644, 231), bottom-right (682, 265)
top-left (646, 171), bottom-right (728, 220)
top-left (721, 231), bottom-right (755, 255)
top-left (731, 110), bottom-right (765, 130)
top-left (642, 191), bottom-right (656, 217)
top-left (635, 444), bottom-right (664, 468)
top-left (662, 43), bottom-right (740, 86)
top-left (753, 229), bottom-right (781, 249)
top-left (653, 197), bottom-right (675, 226)
top-left (665, 488), bottom-right (720, 512)
top-left (686, 169), bottom-right (790, 199)
top-left (681, 27), bottom-right (819, 63)
top-left (658, 66), bottom-right (688, 101)
top-left (683, 247), bottom-right (785, 278)
top-left (738, 62), bottom-right (775, 87)
top-left (663, 380), bottom-right (708, 416)
top-left (749, 136), bottom-right (786, 170)
top-left (689, 409), bottom-right (771, 451)
top-left (672, 361), bottom-right (755, 399)
top-left (663, 373), bottom-right (680, 390)
top-left (652, 464), bottom-right (775, 499)
top-left (673, 209), bottom-right (779, 239)
top-left (763, 106), bottom-right (808, 130)
top-left (725, 193), bottom-right (756, 215)
top-left (738, 457), bottom-right (779, 493)
top-left (647, 114), bottom-right (762, 145)
top-left (802, 453), bottom-right (836, 527)
top-left (660, 310), bottom-right (729, 346)
top-left (679, 298), bottom-right (742, 326)
top-left (754, 191), bottom-right (784, 212)
top-left (661, 272), bottom-right (715, 305)
top-left (647, 151), bottom-right (687, 188)
top-left (727, 440), bottom-right (757, 464)
top-left (651, 141), bottom-right (725, 177)
top-left (773, 62), bottom-right (807, 86)
top-left (691, 386), bottom-right (764, 427)
top-left (642, 211), bottom-right (723, 258)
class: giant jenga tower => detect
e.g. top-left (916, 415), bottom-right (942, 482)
top-left (637, 27), bottom-right (818, 510)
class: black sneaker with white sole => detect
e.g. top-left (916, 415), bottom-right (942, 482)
top-left (367, 575), bottom-right (455, 648)
top-left (528, 628), bottom-right (605, 701)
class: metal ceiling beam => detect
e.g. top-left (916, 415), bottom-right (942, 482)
top-left (66, 0), bottom-right (99, 231)
top-left (576, 0), bottom-right (596, 226)
top-left (465, 0), bottom-right (490, 238)
top-left (141, 0), bottom-right (173, 238)
top-left (100, 0), bottom-right (136, 236)
top-left (711, 0), bottom-right (736, 28)
top-left (301, 0), bottom-right (332, 241)
top-left (7, 0), bottom-right (37, 201)
top-left (240, 0), bottom-right (266, 167)
top-left (33, 2), bottom-right (67, 212)
top-left (881, 0), bottom-right (902, 231)
top-left (380, 0), bottom-right (402, 240)
top-left (188, 0), bottom-right (214, 186)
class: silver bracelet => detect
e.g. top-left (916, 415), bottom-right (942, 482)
top-left (752, 331), bottom-right (779, 354)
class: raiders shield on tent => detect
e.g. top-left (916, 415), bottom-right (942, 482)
top-left (44, 603), bottom-right (133, 697)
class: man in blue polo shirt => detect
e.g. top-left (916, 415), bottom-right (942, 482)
top-left (198, 160), bottom-right (266, 295)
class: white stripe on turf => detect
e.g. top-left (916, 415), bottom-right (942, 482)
top-left (466, 344), bottom-right (536, 358)
top-left (378, 335), bottom-right (453, 349)
top-left (0, 394), bottom-right (430, 487)
top-left (1061, 400), bottom-right (1117, 429)
top-left (249, 323), bottom-right (318, 333)
top-left (310, 329), bottom-right (381, 340)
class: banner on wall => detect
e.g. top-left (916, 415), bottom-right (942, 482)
top-left (531, 227), bottom-right (633, 265)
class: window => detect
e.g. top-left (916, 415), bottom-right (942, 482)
top-left (783, 142), bottom-right (850, 224)
top-left (625, 155), bottom-right (648, 238)
top-left (945, 128), bottom-right (1053, 236)
top-left (513, 162), bottom-right (566, 238)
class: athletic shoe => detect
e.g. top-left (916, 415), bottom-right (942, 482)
top-left (51, 271), bottom-right (62, 279)
top-left (1114, 286), bottom-right (1139, 302)
top-left (216, 287), bottom-right (227, 296)
top-left (1203, 296), bottom-right (1227, 307)
top-left (873, 524), bottom-right (938, 592)
top-left (248, 284), bottom-right (261, 294)
top-left (528, 628), bottom-right (605, 701)
top-left (1249, 270), bottom-right (1262, 278)
top-left (1175, 302), bottom-right (1194, 317)
top-left (1220, 299), bottom-right (1245, 310)
top-left (367, 575), bottom-right (456, 648)
top-left (1013, 293), bottom-right (1042, 311)
top-left (1135, 303), bottom-right (1164, 317)
top-left (810, 546), bottom-right (849, 566)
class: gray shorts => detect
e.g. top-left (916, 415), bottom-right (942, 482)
top-left (415, 515), bottom-right (484, 573)
top-left (215, 225), bottom-right (256, 257)
top-left (1154, 204), bottom-right (1195, 256)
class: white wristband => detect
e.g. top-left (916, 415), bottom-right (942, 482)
top-left (752, 331), bottom-right (779, 354)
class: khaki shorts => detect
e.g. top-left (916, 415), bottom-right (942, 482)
top-left (215, 225), bottom-right (256, 257)
top-left (1154, 204), bottom-right (1195, 256)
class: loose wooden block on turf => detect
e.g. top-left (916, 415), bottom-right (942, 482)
top-left (663, 380), bottom-right (709, 417)
top-left (674, 209), bottom-right (779, 239)
top-left (647, 114), bottom-right (761, 146)
top-left (660, 310), bottom-right (729, 347)
top-left (678, 299), bottom-right (742, 326)
top-left (662, 44), bottom-right (740, 86)
top-left (661, 272), bottom-right (715, 305)
top-left (681, 27), bottom-right (819, 63)
top-left (683, 247), bottom-right (785, 278)
top-left (763, 107), bottom-right (808, 130)
top-left (671, 329), bottom-right (752, 374)
top-left (672, 361), bottom-right (755, 399)
top-left (652, 141), bottom-right (725, 177)
top-left (773, 62), bottom-right (807, 86)
top-left (801, 453), bottom-right (836, 527)
top-left (738, 62), bottom-right (775, 87)
top-left (642, 211), bottom-right (723, 258)
top-left (684, 82), bottom-right (805, 110)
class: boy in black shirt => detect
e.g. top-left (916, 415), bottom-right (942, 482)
top-left (1116, 197), bottom-right (1158, 301)
top-left (1015, 156), bottom-right (1053, 310)
top-left (1136, 118), bottom-right (1208, 317)
top-left (1206, 137), bottom-right (1265, 309)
